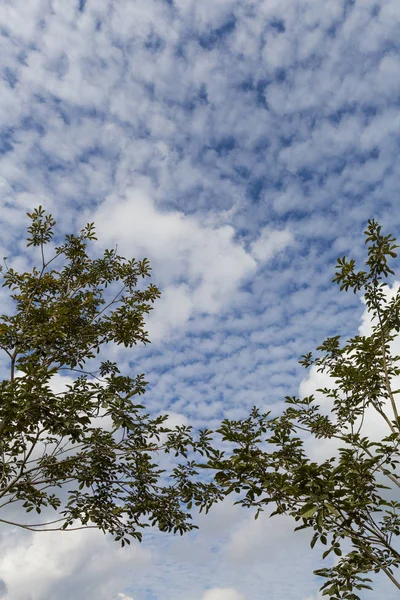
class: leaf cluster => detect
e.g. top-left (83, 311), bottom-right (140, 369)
top-left (0, 207), bottom-right (224, 543)
top-left (208, 220), bottom-right (400, 598)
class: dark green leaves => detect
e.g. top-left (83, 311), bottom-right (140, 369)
top-left (207, 220), bottom-right (400, 598)
top-left (0, 207), bottom-right (224, 545)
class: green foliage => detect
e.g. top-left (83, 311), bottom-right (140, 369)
top-left (209, 220), bottom-right (400, 598)
top-left (0, 207), bottom-right (223, 544)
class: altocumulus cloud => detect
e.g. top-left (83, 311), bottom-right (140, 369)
top-left (0, 0), bottom-right (400, 598)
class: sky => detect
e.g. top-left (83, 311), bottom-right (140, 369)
top-left (0, 0), bottom-right (399, 598)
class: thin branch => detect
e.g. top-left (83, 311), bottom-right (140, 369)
top-left (88, 285), bottom-right (127, 325)
top-left (58, 367), bottom-right (105, 382)
top-left (23, 247), bottom-right (64, 319)
top-left (0, 344), bottom-right (12, 359)
top-left (370, 399), bottom-right (397, 435)
top-left (10, 352), bottom-right (16, 383)
top-left (381, 564), bottom-right (400, 591)
top-left (40, 242), bottom-right (45, 269)
top-left (0, 430), bottom-right (42, 499)
top-left (0, 517), bottom-right (98, 533)
top-left (373, 290), bottom-right (400, 428)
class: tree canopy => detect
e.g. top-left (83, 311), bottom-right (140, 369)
top-left (0, 207), bottom-right (222, 546)
top-left (209, 220), bottom-right (400, 599)
top-left (4, 209), bottom-right (400, 599)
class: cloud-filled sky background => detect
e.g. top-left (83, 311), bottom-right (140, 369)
top-left (0, 0), bottom-right (400, 598)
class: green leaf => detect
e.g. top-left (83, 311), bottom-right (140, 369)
top-left (325, 504), bottom-right (340, 516)
top-left (299, 504), bottom-right (318, 519)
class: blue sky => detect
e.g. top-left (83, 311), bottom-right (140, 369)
top-left (0, 0), bottom-right (399, 598)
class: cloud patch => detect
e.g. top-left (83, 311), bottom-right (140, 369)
top-left (93, 188), bottom-right (293, 339)
top-left (200, 588), bottom-right (245, 600)
top-left (0, 528), bottom-right (150, 600)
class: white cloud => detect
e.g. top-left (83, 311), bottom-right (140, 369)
top-left (92, 188), bottom-right (291, 340)
top-left (302, 594), bottom-right (323, 600)
top-left (227, 512), bottom-right (293, 565)
top-left (250, 228), bottom-right (293, 262)
top-left (0, 528), bottom-right (149, 600)
top-left (148, 284), bottom-right (194, 340)
top-left (1, 1), bottom-right (400, 599)
top-left (200, 588), bottom-right (245, 600)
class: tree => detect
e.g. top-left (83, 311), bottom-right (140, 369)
top-left (209, 220), bottom-right (400, 599)
top-left (0, 206), bottom-right (221, 545)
